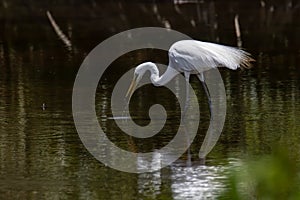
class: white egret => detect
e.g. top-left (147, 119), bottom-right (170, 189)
top-left (126, 40), bottom-right (253, 115)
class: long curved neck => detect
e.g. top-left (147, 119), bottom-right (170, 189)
top-left (145, 63), bottom-right (179, 86)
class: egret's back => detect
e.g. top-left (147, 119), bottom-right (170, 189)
top-left (169, 40), bottom-right (253, 73)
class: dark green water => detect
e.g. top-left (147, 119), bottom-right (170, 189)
top-left (0, 1), bottom-right (299, 199)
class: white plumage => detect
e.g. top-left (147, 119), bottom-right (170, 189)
top-left (126, 39), bottom-right (254, 114)
top-left (169, 40), bottom-right (252, 73)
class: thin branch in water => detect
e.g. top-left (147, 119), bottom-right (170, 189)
top-left (46, 11), bottom-right (72, 49)
top-left (234, 14), bottom-right (242, 48)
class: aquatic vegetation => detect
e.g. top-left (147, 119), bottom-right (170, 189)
top-left (220, 148), bottom-right (300, 199)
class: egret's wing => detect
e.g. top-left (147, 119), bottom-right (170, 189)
top-left (169, 40), bottom-right (253, 72)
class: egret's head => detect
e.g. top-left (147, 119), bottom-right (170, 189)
top-left (125, 62), bottom-right (155, 99)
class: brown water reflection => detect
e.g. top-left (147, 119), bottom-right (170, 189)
top-left (0, 0), bottom-right (300, 199)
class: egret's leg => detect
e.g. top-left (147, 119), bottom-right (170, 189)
top-left (197, 73), bottom-right (212, 118)
top-left (183, 72), bottom-right (190, 120)
top-left (182, 125), bottom-right (192, 166)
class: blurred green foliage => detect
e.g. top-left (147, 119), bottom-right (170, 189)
top-left (219, 148), bottom-right (300, 200)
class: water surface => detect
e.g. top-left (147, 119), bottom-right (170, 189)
top-left (0, 1), bottom-right (299, 199)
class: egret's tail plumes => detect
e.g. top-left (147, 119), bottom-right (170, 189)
top-left (206, 43), bottom-right (254, 70)
top-left (199, 41), bottom-right (254, 70)
top-left (230, 48), bottom-right (254, 70)
top-left (170, 40), bottom-right (254, 72)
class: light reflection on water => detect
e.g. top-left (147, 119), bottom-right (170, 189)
top-left (135, 158), bottom-right (242, 200)
top-left (170, 164), bottom-right (227, 200)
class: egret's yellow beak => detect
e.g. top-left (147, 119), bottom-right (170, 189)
top-left (126, 75), bottom-right (138, 99)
